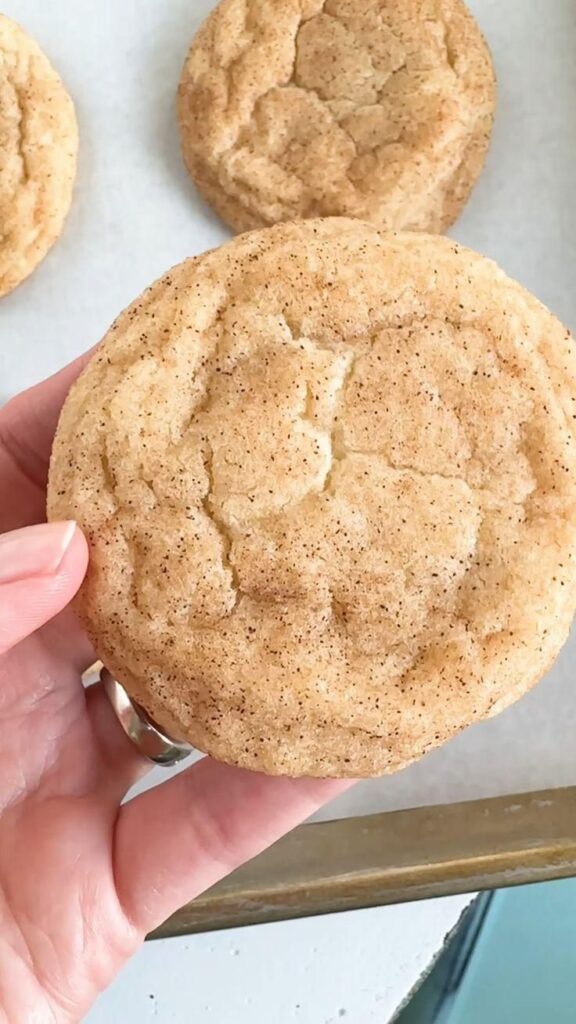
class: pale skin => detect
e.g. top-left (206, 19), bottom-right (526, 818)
top-left (0, 354), bottom-right (351, 1024)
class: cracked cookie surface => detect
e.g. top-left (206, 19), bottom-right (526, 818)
top-left (48, 220), bottom-right (576, 777)
top-left (178, 0), bottom-right (496, 234)
top-left (0, 15), bottom-right (78, 297)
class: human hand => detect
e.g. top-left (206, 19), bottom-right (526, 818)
top-left (0, 356), bottom-right (350, 1024)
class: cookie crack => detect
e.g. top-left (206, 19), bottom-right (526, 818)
top-left (0, 53), bottom-right (31, 189)
top-left (433, 19), bottom-right (459, 75)
top-left (333, 448), bottom-right (475, 491)
top-left (13, 84), bottom-right (30, 185)
top-left (319, 351), bottom-right (359, 497)
top-left (100, 447), bottom-right (118, 504)
top-left (201, 439), bottom-right (241, 612)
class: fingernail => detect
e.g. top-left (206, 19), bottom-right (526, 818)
top-left (0, 521), bottom-right (77, 585)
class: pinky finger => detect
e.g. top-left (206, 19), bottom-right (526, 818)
top-left (113, 757), bottom-right (353, 935)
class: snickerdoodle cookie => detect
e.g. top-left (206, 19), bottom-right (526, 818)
top-left (178, 0), bottom-right (496, 234)
top-left (48, 219), bottom-right (576, 777)
top-left (0, 15), bottom-right (78, 297)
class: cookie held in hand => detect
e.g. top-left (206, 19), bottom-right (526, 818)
top-left (49, 220), bottom-right (576, 777)
top-left (0, 15), bottom-right (78, 297)
top-left (178, 0), bottom-right (495, 234)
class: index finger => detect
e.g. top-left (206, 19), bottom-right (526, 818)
top-left (114, 758), bottom-right (353, 936)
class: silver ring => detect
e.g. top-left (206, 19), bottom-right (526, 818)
top-left (101, 668), bottom-right (193, 767)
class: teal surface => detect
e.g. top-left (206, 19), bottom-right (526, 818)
top-left (398, 880), bottom-right (576, 1024)
top-left (444, 880), bottom-right (576, 1024)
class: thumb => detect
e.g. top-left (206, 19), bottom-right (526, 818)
top-left (0, 522), bottom-right (88, 656)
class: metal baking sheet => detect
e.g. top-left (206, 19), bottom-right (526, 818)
top-left (153, 785), bottom-right (576, 938)
top-left (2, 0), bottom-right (576, 915)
